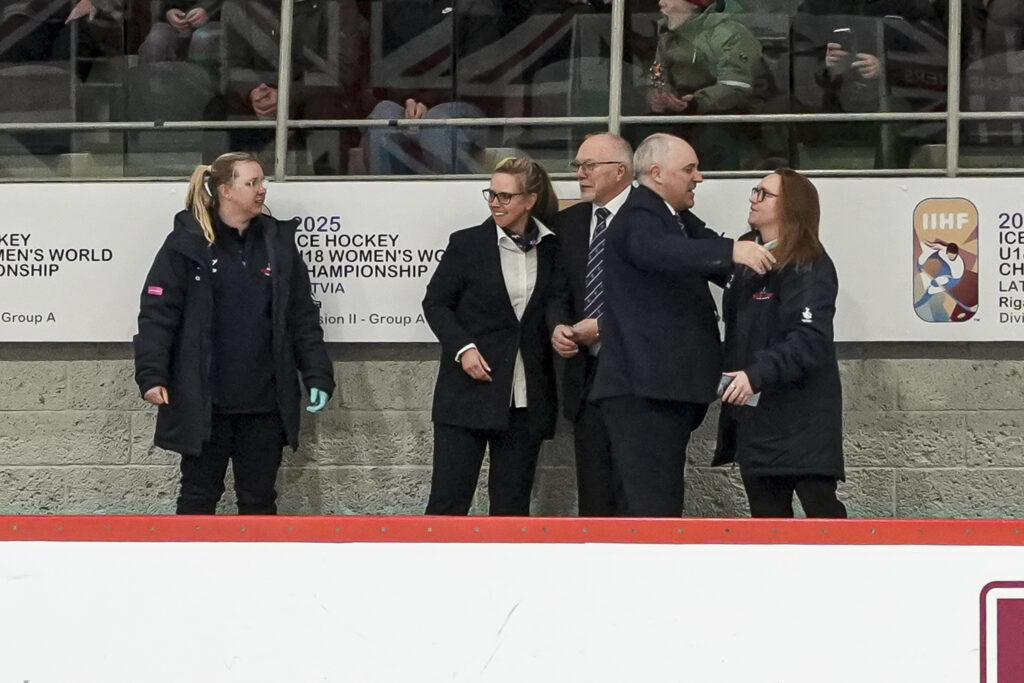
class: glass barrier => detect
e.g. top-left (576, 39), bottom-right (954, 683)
top-left (279, 0), bottom-right (615, 174)
top-left (954, 120), bottom-right (1024, 169)
top-left (621, 119), bottom-right (947, 172)
top-left (0, 1), bottom-right (239, 124)
top-left (0, 126), bottom-right (275, 179)
top-left (290, 122), bottom-right (606, 176)
top-left (0, 0), bottom-right (1019, 178)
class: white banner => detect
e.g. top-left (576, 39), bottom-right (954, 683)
top-left (0, 539), bottom-right (1018, 682)
top-left (0, 178), bottom-right (1021, 342)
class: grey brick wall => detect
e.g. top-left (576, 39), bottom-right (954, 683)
top-left (1, 343), bottom-right (1023, 518)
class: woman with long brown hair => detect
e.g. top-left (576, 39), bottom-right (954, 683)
top-left (421, 157), bottom-right (562, 516)
top-left (713, 168), bottom-right (846, 518)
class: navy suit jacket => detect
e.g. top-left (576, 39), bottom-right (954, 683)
top-left (422, 218), bottom-right (562, 439)
top-left (549, 192), bottom-right (632, 420)
top-left (590, 184), bottom-right (734, 405)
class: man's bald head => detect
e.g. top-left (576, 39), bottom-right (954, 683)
top-left (633, 133), bottom-right (704, 211)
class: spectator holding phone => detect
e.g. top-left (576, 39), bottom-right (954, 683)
top-left (713, 169), bottom-right (846, 519)
top-left (824, 26), bottom-right (879, 83)
top-left (798, 0), bottom-right (942, 113)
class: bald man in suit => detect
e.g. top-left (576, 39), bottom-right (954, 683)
top-left (590, 133), bottom-right (774, 517)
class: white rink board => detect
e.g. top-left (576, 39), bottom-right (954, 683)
top-left (0, 178), bottom-right (1022, 341)
top-left (0, 541), bottom-right (1012, 682)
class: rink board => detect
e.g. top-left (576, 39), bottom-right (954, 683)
top-left (0, 516), bottom-right (1021, 683)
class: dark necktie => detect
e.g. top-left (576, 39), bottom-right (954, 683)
top-left (584, 208), bottom-right (611, 320)
top-left (675, 211), bottom-right (689, 238)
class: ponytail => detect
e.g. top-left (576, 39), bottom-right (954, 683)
top-left (184, 152), bottom-right (262, 245)
top-left (186, 164), bottom-right (216, 244)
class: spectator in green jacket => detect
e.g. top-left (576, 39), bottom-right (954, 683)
top-left (647, 0), bottom-right (767, 169)
top-left (649, 0), bottom-right (764, 115)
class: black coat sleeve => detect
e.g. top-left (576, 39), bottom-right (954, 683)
top-left (421, 232), bottom-right (474, 357)
top-left (287, 239), bottom-right (335, 396)
top-left (612, 205), bottom-right (734, 278)
top-left (545, 242), bottom-right (574, 332)
top-left (133, 239), bottom-right (189, 397)
top-left (686, 216), bottom-right (734, 288)
top-left (744, 256), bottom-right (838, 393)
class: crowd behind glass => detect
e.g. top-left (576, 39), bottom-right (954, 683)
top-left (0, 0), bottom-right (1021, 178)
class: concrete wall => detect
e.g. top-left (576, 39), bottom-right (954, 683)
top-left (2, 342), bottom-right (1023, 518)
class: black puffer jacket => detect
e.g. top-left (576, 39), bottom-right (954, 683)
top-left (713, 233), bottom-right (844, 480)
top-left (134, 210), bottom-right (334, 456)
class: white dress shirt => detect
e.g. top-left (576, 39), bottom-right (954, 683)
top-left (455, 218), bottom-right (554, 409)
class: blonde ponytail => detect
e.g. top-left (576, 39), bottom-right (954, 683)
top-left (186, 164), bottom-right (216, 244)
top-left (184, 152), bottom-right (262, 245)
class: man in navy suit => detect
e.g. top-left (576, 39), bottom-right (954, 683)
top-left (550, 133), bottom-right (635, 516)
top-left (590, 133), bottom-right (774, 517)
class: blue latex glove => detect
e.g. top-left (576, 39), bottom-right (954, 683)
top-left (306, 388), bottom-right (329, 413)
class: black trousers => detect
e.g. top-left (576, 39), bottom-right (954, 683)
top-left (574, 398), bottom-right (617, 517)
top-left (426, 409), bottom-right (542, 516)
top-left (741, 471), bottom-right (848, 519)
top-left (573, 356), bottom-right (617, 516)
top-left (600, 395), bottom-right (707, 517)
top-left (177, 413), bottom-right (285, 515)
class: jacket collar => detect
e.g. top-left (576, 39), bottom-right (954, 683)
top-left (169, 210), bottom-right (284, 264)
top-left (633, 184), bottom-right (708, 232)
top-left (494, 217), bottom-right (555, 249)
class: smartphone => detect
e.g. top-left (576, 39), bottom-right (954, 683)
top-left (717, 373), bottom-right (761, 407)
top-left (831, 27), bottom-right (858, 62)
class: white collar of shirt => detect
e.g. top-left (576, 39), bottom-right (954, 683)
top-left (593, 184), bottom-right (631, 219)
top-left (663, 200), bottom-right (679, 217)
top-left (495, 218), bottom-right (554, 247)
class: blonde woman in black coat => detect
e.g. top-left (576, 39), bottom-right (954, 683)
top-left (714, 169), bottom-right (846, 518)
top-left (422, 157), bottom-right (562, 516)
top-left (134, 152), bottom-right (334, 515)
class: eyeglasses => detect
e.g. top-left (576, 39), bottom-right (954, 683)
top-left (482, 189), bottom-right (526, 205)
top-left (750, 186), bottom-right (779, 203)
top-left (243, 178), bottom-right (269, 189)
top-left (570, 160), bottom-right (623, 175)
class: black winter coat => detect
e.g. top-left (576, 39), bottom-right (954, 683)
top-left (134, 210), bottom-right (335, 456)
top-left (713, 234), bottom-right (844, 480)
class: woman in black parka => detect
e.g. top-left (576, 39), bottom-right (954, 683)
top-left (713, 169), bottom-right (846, 518)
top-left (134, 151), bottom-right (334, 515)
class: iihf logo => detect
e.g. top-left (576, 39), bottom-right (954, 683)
top-left (913, 198), bottom-right (979, 322)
